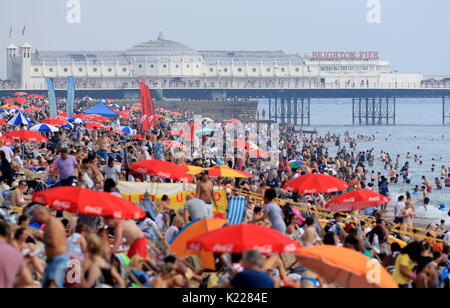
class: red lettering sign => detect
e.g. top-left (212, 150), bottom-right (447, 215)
top-left (311, 51), bottom-right (379, 61)
top-left (214, 192), bottom-right (222, 202)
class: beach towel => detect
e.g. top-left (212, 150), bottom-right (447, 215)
top-left (227, 195), bottom-right (247, 225)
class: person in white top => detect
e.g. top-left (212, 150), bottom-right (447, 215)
top-left (0, 140), bottom-right (14, 163)
top-left (103, 158), bottom-right (122, 184)
top-left (66, 224), bottom-right (88, 263)
top-left (164, 216), bottom-right (184, 244)
top-left (394, 195), bottom-right (405, 223)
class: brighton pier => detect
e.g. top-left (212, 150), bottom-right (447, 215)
top-left (2, 33), bottom-right (450, 125)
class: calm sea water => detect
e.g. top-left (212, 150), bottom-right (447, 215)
top-left (259, 98), bottom-right (450, 225)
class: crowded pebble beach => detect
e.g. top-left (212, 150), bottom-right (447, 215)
top-left (0, 93), bottom-right (449, 289)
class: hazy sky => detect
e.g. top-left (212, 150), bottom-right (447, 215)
top-left (1, 0), bottom-right (449, 78)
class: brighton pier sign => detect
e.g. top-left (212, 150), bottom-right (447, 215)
top-left (311, 51), bottom-right (379, 61)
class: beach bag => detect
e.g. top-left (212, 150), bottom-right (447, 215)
top-left (324, 221), bottom-right (337, 233)
top-left (94, 172), bottom-right (105, 185)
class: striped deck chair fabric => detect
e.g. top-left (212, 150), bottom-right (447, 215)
top-left (227, 195), bottom-right (247, 225)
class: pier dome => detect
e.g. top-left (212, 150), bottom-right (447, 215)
top-left (123, 32), bottom-right (203, 62)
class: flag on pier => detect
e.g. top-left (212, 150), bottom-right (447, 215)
top-left (139, 83), bottom-right (155, 131)
top-left (46, 78), bottom-right (58, 118)
top-left (66, 77), bottom-right (76, 118)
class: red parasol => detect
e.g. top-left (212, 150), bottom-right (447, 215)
top-left (32, 187), bottom-right (145, 220)
top-left (325, 190), bottom-right (391, 212)
top-left (187, 224), bottom-right (301, 254)
top-left (76, 114), bottom-right (112, 123)
top-left (284, 173), bottom-right (349, 194)
top-left (86, 121), bottom-right (108, 130)
top-left (42, 116), bottom-right (68, 126)
top-left (163, 141), bottom-right (189, 151)
top-left (130, 160), bottom-right (192, 182)
top-left (13, 97), bottom-right (27, 104)
top-left (5, 130), bottom-right (48, 142)
top-left (25, 106), bottom-right (42, 112)
top-left (248, 149), bottom-right (269, 158)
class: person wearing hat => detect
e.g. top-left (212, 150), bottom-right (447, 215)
top-left (139, 146), bottom-right (151, 161)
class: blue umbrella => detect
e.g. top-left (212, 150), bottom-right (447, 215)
top-left (63, 123), bottom-right (74, 129)
top-left (8, 111), bottom-right (30, 126)
top-left (30, 123), bottom-right (59, 132)
top-left (69, 118), bottom-right (85, 125)
top-left (116, 126), bottom-right (134, 135)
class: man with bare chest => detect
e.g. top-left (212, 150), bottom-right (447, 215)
top-left (97, 133), bottom-right (111, 159)
top-left (104, 218), bottom-right (147, 260)
top-left (196, 171), bottom-right (218, 218)
top-left (32, 206), bottom-right (69, 288)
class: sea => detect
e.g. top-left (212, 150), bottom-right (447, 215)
top-left (259, 98), bottom-right (450, 226)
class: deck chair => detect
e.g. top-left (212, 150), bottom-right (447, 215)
top-left (227, 195), bottom-right (247, 225)
top-left (114, 253), bottom-right (145, 289)
top-left (138, 191), bottom-right (158, 221)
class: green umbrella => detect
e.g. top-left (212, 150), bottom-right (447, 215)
top-left (289, 161), bottom-right (304, 169)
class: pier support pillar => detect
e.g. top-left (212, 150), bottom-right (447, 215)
top-left (268, 97), bottom-right (310, 126)
top-left (352, 97), bottom-right (395, 126)
top-left (443, 97), bottom-right (450, 125)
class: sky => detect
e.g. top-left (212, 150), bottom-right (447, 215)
top-left (1, 0), bottom-right (449, 78)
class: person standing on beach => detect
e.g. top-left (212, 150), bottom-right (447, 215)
top-left (380, 178), bottom-right (389, 211)
top-left (251, 189), bottom-right (286, 234)
top-left (154, 136), bottom-right (166, 161)
top-left (54, 148), bottom-right (79, 187)
top-left (32, 206), bottom-right (69, 288)
top-left (394, 196), bottom-right (405, 224)
top-left (421, 186), bottom-right (430, 211)
top-left (196, 170), bottom-right (218, 218)
top-left (97, 133), bottom-right (111, 160)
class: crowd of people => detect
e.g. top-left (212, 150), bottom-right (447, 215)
top-left (0, 94), bottom-right (449, 289)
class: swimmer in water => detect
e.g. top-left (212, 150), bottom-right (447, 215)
top-left (435, 178), bottom-right (443, 190)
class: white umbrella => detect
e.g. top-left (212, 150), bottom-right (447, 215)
top-left (30, 123), bottom-right (59, 133)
